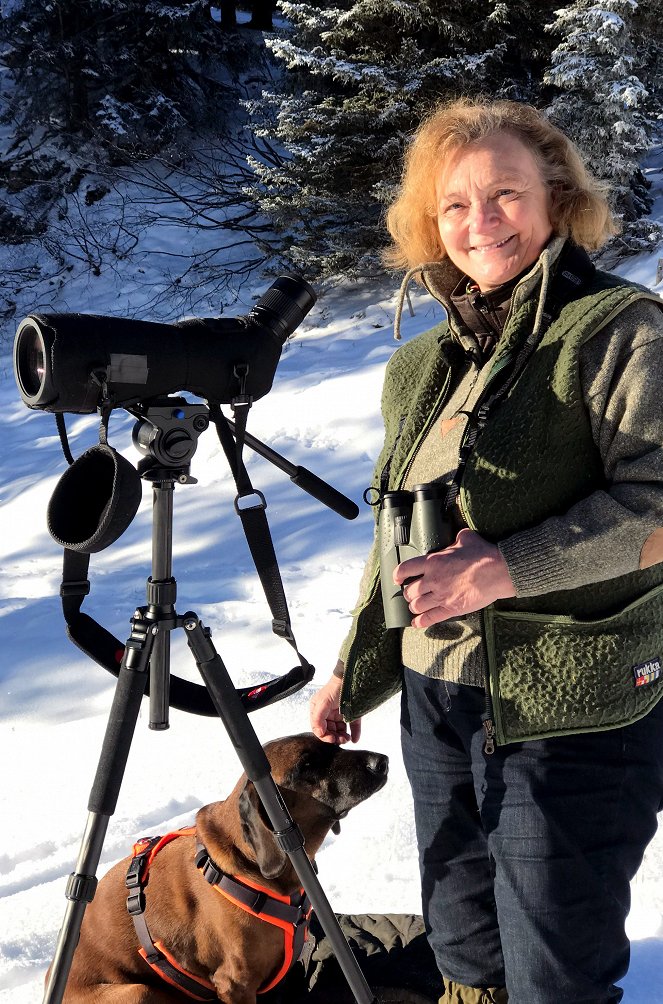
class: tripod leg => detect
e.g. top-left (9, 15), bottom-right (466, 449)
top-left (43, 617), bottom-right (157, 1004)
top-left (183, 613), bottom-right (377, 1004)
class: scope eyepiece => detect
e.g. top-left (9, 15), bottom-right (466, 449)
top-left (249, 275), bottom-right (317, 342)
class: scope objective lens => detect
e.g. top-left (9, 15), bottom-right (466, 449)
top-left (15, 323), bottom-right (46, 399)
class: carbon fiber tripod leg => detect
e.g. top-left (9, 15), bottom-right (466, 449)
top-left (183, 612), bottom-right (378, 1004)
top-left (43, 616), bottom-right (156, 1004)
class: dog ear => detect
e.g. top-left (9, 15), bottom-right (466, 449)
top-left (238, 780), bottom-right (288, 880)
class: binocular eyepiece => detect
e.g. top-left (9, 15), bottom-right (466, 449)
top-left (378, 483), bottom-right (453, 629)
top-left (13, 275), bottom-right (316, 414)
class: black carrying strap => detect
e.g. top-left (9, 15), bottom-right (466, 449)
top-left (208, 401), bottom-right (310, 664)
top-left (58, 402), bottom-right (314, 716)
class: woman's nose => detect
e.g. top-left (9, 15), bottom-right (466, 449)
top-left (468, 200), bottom-right (500, 231)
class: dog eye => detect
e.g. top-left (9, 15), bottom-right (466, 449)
top-left (290, 753), bottom-right (324, 785)
top-left (297, 755), bottom-right (317, 776)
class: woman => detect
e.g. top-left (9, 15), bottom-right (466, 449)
top-left (309, 98), bottom-right (663, 1004)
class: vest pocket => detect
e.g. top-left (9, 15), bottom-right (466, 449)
top-left (483, 583), bottom-right (663, 745)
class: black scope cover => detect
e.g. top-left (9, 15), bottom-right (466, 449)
top-left (14, 276), bottom-right (316, 414)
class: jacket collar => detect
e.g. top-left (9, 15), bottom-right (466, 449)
top-left (393, 236), bottom-right (568, 345)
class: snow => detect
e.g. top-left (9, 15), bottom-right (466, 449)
top-left (1, 145), bottom-right (662, 1002)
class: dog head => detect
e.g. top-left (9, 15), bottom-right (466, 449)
top-left (202, 733), bottom-right (388, 883)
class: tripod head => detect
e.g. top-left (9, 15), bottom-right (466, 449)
top-left (131, 398), bottom-right (209, 483)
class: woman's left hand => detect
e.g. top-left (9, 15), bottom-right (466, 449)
top-left (393, 528), bottom-right (516, 628)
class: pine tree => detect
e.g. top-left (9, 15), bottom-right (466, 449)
top-left (544, 0), bottom-right (653, 219)
top-left (632, 2), bottom-right (663, 119)
top-left (0, 0), bottom-right (255, 186)
top-left (244, 0), bottom-right (553, 279)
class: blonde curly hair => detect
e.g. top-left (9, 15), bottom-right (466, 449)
top-left (384, 97), bottom-right (618, 270)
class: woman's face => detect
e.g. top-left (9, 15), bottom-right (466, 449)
top-left (435, 132), bottom-right (554, 291)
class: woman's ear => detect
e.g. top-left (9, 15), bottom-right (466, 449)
top-left (238, 780), bottom-right (287, 879)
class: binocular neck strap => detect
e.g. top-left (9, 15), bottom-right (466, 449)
top-left (445, 242), bottom-right (596, 511)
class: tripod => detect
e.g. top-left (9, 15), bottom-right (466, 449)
top-left (43, 403), bottom-right (377, 1004)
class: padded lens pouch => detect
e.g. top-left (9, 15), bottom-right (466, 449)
top-left (47, 444), bottom-right (142, 553)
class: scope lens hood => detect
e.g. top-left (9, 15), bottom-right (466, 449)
top-left (47, 444), bottom-right (142, 553)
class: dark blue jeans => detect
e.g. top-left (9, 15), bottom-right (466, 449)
top-left (400, 668), bottom-right (663, 1004)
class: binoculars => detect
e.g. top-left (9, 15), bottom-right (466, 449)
top-left (378, 484), bottom-right (454, 629)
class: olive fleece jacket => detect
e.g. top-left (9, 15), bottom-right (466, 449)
top-left (338, 238), bottom-right (663, 688)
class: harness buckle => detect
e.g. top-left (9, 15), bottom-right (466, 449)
top-left (125, 837), bottom-right (159, 915)
top-left (126, 853), bottom-right (148, 890)
top-left (195, 846), bottom-right (222, 887)
top-left (127, 888), bottom-right (146, 916)
top-left (249, 890), bottom-right (268, 914)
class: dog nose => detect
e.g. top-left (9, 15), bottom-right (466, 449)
top-left (366, 753), bottom-right (389, 776)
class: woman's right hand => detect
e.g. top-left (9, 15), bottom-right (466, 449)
top-left (309, 669), bottom-right (362, 744)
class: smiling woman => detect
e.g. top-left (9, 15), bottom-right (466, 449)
top-left (310, 97), bottom-right (663, 1004)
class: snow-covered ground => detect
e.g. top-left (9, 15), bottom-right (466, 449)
top-left (1, 150), bottom-right (663, 1002)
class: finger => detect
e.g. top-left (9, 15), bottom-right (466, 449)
top-left (411, 604), bottom-right (456, 628)
top-left (310, 700), bottom-right (335, 735)
top-left (312, 718), bottom-right (347, 743)
top-left (406, 590), bottom-right (439, 615)
top-left (402, 578), bottom-right (431, 604)
top-left (316, 730), bottom-right (347, 744)
top-left (324, 719), bottom-right (351, 745)
top-left (393, 556), bottom-right (427, 585)
top-left (349, 719), bottom-right (362, 743)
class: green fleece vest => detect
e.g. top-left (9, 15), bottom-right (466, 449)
top-left (340, 272), bottom-right (663, 744)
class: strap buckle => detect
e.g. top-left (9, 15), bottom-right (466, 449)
top-left (195, 845), bottom-right (222, 886)
top-left (60, 579), bottom-right (91, 598)
top-left (125, 837), bottom-right (159, 915)
top-left (126, 888), bottom-right (146, 916)
top-left (234, 489), bottom-right (266, 514)
top-left (271, 618), bottom-right (294, 642)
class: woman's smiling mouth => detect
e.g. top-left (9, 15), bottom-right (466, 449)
top-left (469, 235), bottom-right (516, 253)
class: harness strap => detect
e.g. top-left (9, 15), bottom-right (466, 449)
top-left (125, 829), bottom-right (311, 999)
top-left (125, 830), bottom-right (216, 1002)
top-left (195, 844), bottom-right (312, 994)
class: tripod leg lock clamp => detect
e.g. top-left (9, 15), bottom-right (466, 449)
top-left (274, 822), bottom-right (305, 855)
top-left (65, 871), bottom-right (98, 904)
top-left (146, 577), bottom-right (177, 606)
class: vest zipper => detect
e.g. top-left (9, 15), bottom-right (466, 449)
top-left (482, 706), bottom-right (496, 755)
top-left (454, 347), bottom-right (517, 532)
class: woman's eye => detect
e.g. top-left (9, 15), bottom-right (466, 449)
top-left (496, 189), bottom-right (516, 198)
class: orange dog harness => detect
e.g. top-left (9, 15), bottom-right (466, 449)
top-left (125, 828), bottom-right (312, 1000)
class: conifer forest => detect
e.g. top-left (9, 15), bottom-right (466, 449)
top-left (0, 0), bottom-right (661, 327)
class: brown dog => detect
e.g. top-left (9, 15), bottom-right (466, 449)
top-left (57, 733), bottom-right (388, 1002)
